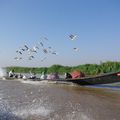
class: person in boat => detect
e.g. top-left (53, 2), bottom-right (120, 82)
top-left (47, 72), bottom-right (59, 80)
top-left (64, 72), bottom-right (72, 79)
top-left (8, 70), bottom-right (14, 77)
top-left (18, 73), bottom-right (23, 79)
top-left (30, 72), bottom-right (36, 79)
top-left (22, 74), bottom-right (27, 80)
top-left (40, 71), bottom-right (47, 79)
top-left (47, 73), bottom-right (52, 80)
top-left (52, 72), bottom-right (59, 79)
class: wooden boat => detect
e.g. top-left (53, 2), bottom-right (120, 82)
top-left (4, 71), bottom-right (120, 85)
top-left (56, 71), bottom-right (120, 85)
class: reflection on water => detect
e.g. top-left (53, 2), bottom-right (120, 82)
top-left (0, 79), bottom-right (120, 120)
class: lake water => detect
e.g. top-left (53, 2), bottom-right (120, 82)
top-left (0, 79), bottom-right (120, 120)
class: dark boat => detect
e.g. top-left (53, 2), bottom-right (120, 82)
top-left (56, 71), bottom-right (120, 85)
top-left (5, 71), bottom-right (120, 85)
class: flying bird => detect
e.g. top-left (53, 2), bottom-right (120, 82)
top-left (69, 34), bottom-right (77, 40)
top-left (21, 48), bottom-right (26, 51)
top-left (24, 45), bottom-right (29, 50)
top-left (39, 42), bottom-right (44, 47)
top-left (32, 46), bottom-right (39, 52)
top-left (43, 48), bottom-right (48, 54)
top-left (44, 37), bottom-right (48, 41)
top-left (51, 51), bottom-right (58, 55)
top-left (14, 57), bottom-right (22, 61)
top-left (28, 55), bottom-right (35, 60)
top-left (16, 50), bottom-right (22, 55)
top-left (73, 47), bottom-right (80, 52)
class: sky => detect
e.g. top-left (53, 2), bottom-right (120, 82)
top-left (0, 0), bottom-right (120, 67)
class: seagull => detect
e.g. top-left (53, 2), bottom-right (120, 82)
top-left (35, 46), bottom-right (39, 49)
top-left (73, 47), bottom-right (80, 52)
top-left (38, 42), bottom-right (44, 47)
top-left (28, 47), bottom-right (37, 54)
top-left (30, 55), bottom-right (34, 58)
top-left (24, 45), bottom-right (29, 50)
top-left (32, 46), bottom-right (38, 52)
top-left (14, 57), bottom-right (22, 61)
top-left (51, 51), bottom-right (58, 55)
top-left (16, 50), bottom-right (22, 55)
top-left (21, 48), bottom-right (26, 51)
top-left (28, 55), bottom-right (35, 60)
top-left (43, 48), bottom-right (48, 54)
top-left (44, 37), bottom-right (48, 41)
top-left (69, 34), bottom-right (77, 40)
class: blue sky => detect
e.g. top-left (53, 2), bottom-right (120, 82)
top-left (0, 0), bottom-right (120, 67)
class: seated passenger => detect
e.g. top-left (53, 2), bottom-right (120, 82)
top-left (53, 72), bottom-right (59, 79)
top-left (64, 72), bottom-right (72, 79)
top-left (22, 75), bottom-right (27, 80)
top-left (18, 73), bottom-right (23, 79)
top-left (40, 72), bottom-right (47, 79)
top-left (48, 73), bottom-right (59, 80)
top-left (47, 74), bottom-right (52, 80)
top-left (9, 70), bottom-right (14, 77)
top-left (30, 73), bottom-right (36, 79)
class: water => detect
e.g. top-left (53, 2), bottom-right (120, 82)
top-left (87, 82), bottom-right (120, 90)
top-left (0, 79), bottom-right (120, 120)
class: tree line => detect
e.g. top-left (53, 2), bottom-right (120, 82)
top-left (6, 61), bottom-right (120, 76)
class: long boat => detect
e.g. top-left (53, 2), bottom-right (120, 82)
top-left (55, 71), bottom-right (120, 85)
top-left (4, 71), bottom-right (120, 85)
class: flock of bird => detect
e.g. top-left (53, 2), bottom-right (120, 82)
top-left (14, 34), bottom-right (80, 62)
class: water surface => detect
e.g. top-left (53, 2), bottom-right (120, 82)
top-left (0, 79), bottom-right (120, 120)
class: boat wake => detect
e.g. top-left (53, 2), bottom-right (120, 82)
top-left (0, 67), bottom-right (7, 80)
top-left (13, 106), bottom-right (53, 119)
top-left (20, 79), bottom-right (76, 86)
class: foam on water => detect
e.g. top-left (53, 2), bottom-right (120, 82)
top-left (64, 112), bottom-right (91, 120)
top-left (0, 91), bottom-right (15, 120)
top-left (20, 80), bottom-right (59, 86)
top-left (13, 105), bottom-right (91, 120)
top-left (13, 106), bottom-right (53, 118)
top-left (0, 67), bottom-right (7, 78)
top-left (21, 80), bottom-right (47, 85)
top-left (21, 80), bottom-right (76, 87)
